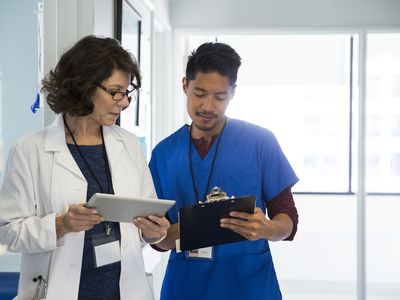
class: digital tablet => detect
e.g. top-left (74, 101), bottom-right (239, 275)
top-left (86, 193), bottom-right (176, 223)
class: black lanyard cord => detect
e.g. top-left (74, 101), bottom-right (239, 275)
top-left (63, 114), bottom-right (112, 194)
top-left (189, 116), bottom-right (227, 203)
top-left (63, 114), bottom-right (114, 235)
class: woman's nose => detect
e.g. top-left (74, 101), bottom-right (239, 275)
top-left (117, 95), bottom-right (130, 109)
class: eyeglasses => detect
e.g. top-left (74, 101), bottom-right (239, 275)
top-left (98, 83), bottom-right (139, 104)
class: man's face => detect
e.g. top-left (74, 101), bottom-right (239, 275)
top-left (183, 72), bottom-right (235, 137)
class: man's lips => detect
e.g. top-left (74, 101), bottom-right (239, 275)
top-left (196, 112), bottom-right (216, 120)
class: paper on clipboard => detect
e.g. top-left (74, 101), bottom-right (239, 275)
top-left (178, 195), bottom-right (256, 251)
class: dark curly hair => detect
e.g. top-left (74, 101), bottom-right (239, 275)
top-left (41, 35), bottom-right (141, 116)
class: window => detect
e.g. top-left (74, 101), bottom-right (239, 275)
top-left (185, 34), bottom-right (355, 193)
top-left (366, 33), bottom-right (400, 193)
top-left (115, 0), bottom-right (141, 130)
top-left (183, 33), bottom-right (400, 194)
top-left (114, 0), bottom-right (153, 159)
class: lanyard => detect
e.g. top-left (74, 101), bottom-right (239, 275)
top-left (63, 114), bottom-right (114, 235)
top-left (189, 116), bottom-right (227, 203)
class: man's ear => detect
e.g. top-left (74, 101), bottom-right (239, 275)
top-left (182, 77), bottom-right (188, 95)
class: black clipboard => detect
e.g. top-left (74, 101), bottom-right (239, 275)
top-left (179, 195), bottom-right (256, 251)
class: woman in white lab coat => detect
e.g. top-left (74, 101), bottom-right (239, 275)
top-left (0, 35), bottom-right (169, 300)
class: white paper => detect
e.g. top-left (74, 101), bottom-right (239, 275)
top-left (94, 240), bottom-right (121, 267)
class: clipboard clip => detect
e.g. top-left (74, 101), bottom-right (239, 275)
top-left (203, 186), bottom-right (230, 203)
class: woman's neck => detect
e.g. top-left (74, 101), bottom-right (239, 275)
top-left (64, 114), bottom-right (102, 145)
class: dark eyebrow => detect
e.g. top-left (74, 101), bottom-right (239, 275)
top-left (193, 87), bottom-right (229, 95)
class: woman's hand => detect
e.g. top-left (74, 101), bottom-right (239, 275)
top-left (133, 215), bottom-right (170, 244)
top-left (56, 204), bottom-right (103, 238)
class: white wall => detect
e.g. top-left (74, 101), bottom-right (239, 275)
top-left (0, 0), bottom-right (42, 271)
top-left (170, 0), bottom-right (400, 29)
top-left (0, 0), bottom-right (43, 180)
top-left (42, 0), bottom-right (115, 126)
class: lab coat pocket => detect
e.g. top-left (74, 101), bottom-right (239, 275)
top-left (18, 252), bottom-right (52, 300)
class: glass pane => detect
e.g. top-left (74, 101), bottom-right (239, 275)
top-left (366, 33), bottom-right (400, 300)
top-left (120, 1), bottom-right (141, 130)
top-left (218, 34), bottom-right (352, 193)
top-left (366, 33), bottom-right (400, 193)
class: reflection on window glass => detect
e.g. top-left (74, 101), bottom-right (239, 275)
top-left (367, 33), bottom-right (400, 193)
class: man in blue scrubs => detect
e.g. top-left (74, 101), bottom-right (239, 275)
top-left (149, 42), bottom-right (299, 300)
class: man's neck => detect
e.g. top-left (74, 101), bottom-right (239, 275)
top-left (190, 117), bottom-right (227, 141)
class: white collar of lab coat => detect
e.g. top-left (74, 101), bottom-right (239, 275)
top-left (43, 114), bottom-right (125, 180)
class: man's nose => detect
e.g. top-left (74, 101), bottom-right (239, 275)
top-left (201, 95), bottom-right (215, 110)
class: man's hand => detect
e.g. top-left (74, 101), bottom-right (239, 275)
top-left (220, 208), bottom-right (293, 242)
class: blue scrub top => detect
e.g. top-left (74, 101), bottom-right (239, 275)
top-left (150, 118), bottom-right (298, 300)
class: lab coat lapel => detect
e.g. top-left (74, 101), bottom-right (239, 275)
top-left (102, 126), bottom-right (125, 190)
top-left (45, 114), bottom-right (85, 181)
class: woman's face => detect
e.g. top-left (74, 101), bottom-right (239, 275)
top-left (89, 69), bottom-right (131, 126)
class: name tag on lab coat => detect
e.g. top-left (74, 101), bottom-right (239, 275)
top-left (92, 232), bottom-right (121, 268)
top-left (94, 240), bottom-right (121, 267)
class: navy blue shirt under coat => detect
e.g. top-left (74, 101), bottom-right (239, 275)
top-left (67, 143), bottom-right (121, 298)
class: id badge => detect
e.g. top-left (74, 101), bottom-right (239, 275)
top-left (92, 231), bottom-right (121, 268)
top-left (185, 246), bottom-right (214, 260)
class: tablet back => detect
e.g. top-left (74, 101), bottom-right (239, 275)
top-left (87, 193), bottom-right (176, 223)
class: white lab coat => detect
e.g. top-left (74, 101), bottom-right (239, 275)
top-left (0, 115), bottom-right (155, 300)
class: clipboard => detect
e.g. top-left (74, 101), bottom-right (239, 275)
top-left (179, 195), bottom-right (256, 251)
top-left (86, 193), bottom-right (176, 223)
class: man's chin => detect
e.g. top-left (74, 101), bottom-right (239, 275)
top-left (193, 122), bottom-right (214, 132)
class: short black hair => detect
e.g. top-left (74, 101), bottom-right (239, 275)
top-left (41, 35), bottom-right (141, 116)
top-left (185, 42), bottom-right (241, 86)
